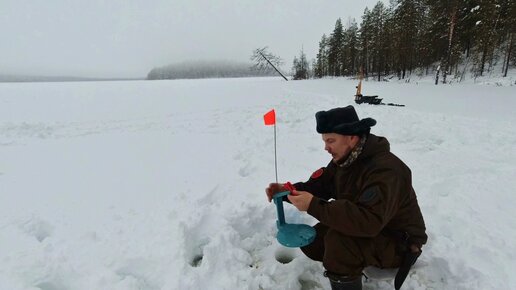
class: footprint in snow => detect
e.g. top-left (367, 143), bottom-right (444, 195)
top-left (233, 152), bottom-right (243, 160)
top-left (307, 145), bottom-right (319, 152)
top-left (35, 281), bottom-right (67, 290)
top-left (299, 278), bottom-right (323, 290)
top-left (20, 216), bottom-right (54, 242)
top-left (115, 259), bottom-right (160, 290)
top-left (179, 215), bottom-right (214, 268)
top-left (238, 162), bottom-right (255, 177)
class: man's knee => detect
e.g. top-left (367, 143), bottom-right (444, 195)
top-left (322, 229), bottom-right (365, 276)
top-left (300, 223), bottom-right (328, 262)
top-left (300, 243), bottom-right (323, 262)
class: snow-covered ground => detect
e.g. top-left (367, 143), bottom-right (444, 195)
top-left (1, 76), bottom-right (515, 290)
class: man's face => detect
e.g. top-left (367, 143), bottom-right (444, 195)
top-left (322, 133), bottom-right (359, 162)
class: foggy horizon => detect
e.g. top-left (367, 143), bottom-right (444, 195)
top-left (1, 1), bottom-right (381, 79)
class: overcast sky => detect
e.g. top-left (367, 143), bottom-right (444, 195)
top-left (1, 0), bottom-right (381, 78)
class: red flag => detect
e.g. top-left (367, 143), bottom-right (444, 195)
top-left (263, 109), bottom-right (276, 125)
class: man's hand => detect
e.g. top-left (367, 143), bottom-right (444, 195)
top-left (265, 183), bottom-right (285, 202)
top-left (287, 190), bottom-right (313, 212)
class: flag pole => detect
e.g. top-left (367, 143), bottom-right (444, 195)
top-left (263, 109), bottom-right (278, 183)
top-left (274, 123), bottom-right (278, 183)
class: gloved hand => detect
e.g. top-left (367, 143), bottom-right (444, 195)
top-left (265, 183), bottom-right (286, 202)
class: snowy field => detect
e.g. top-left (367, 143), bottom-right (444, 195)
top-left (1, 76), bottom-right (515, 290)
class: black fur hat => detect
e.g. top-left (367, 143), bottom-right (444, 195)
top-left (315, 106), bottom-right (376, 135)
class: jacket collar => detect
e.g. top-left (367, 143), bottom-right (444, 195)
top-left (335, 134), bottom-right (390, 167)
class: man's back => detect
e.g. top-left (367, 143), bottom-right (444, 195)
top-left (352, 134), bottom-right (427, 247)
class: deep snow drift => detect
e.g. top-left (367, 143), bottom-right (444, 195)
top-left (1, 77), bottom-right (515, 289)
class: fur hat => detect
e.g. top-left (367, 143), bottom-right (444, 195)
top-left (315, 106), bottom-right (376, 135)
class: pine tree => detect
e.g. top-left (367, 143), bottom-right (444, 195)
top-left (471, 0), bottom-right (507, 76)
top-left (383, 12), bottom-right (396, 76)
top-left (314, 34), bottom-right (329, 78)
top-left (292, 48), bottom-right (310, 80)
top-left (498, 0), bottom-right (515, 77)
top-left (340, 22), bottom-right (349, 76)
top-left (504, 32), bottom-right (514, 77)
top-left (369, 1), bottom-right (390, 81)
top-left (342, 18), bottom-right (359, 76)
top-left (391, 0), bottom-right (426, 79)
top-left (328, 18), bottom-right (344, 76)
top-left (359, 8), bottom-right (374, 77)
top-left (424, 0), bottom-right (463, 83)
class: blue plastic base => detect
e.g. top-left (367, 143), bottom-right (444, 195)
top-left (277, 223), bottom-right (316, 248)
top-left (272, 190), bottom-right (316, 248)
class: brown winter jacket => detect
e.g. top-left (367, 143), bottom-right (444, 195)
top-left (294, 134), bottom-right (427, 247)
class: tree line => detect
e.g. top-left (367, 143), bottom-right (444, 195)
top-left (294, 0), bottom-right (515, 82)
top-left (147, 60), bottom-right (276, 80)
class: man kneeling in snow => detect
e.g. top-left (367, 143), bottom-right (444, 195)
top-left (266, 106), bottom-right (427, 290)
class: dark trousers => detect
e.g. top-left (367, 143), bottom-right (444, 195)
top-left (301, 223), bottom-right (402, 277)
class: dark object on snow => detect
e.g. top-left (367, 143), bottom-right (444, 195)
top-left (355, 94), bottom-right (382, 105)
top-left (355, 94), bottom-right (405, 107)
top-left (385, 102), bottom-right (406, 107)
top-left (354, 74), bottom-right (382, 105)
top-left (394, 249), bottom-right (421, 289)
top-left (354, 71), bottom-right (405, 107)
top-left (383, 228), bottom-right (422, 289)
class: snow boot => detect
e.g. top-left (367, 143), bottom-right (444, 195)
top-left (324, 271), bottom-right (362, 290)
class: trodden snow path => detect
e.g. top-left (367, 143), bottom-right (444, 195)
top-left (0, 77), bottom-right (515, 289)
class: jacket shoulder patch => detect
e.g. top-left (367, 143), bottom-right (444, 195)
top-left (359, 186), bottom-right (381, 206)
top-left (311, 168), bottom-right (324, 179)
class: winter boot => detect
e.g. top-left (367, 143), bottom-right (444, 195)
top-left (324, 271), bottom-right (362, 290)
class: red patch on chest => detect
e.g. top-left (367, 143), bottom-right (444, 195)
top-left (311, 168), bottom-right (324, 179)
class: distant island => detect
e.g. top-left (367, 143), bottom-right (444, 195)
top-left (147, 60), bottom-right (277, 80)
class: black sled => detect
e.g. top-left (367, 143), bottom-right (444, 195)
top-left (353, 69), bottom-right (405, 107)
top-left (354, 94), bottom-right (383, 105)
